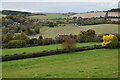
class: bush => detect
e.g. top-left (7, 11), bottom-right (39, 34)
top-left (7, 40), bottom-right (26, 48)
top-left (101, 34), bottom-right (118, 48)
top-left (27, 38), bottom-right (38, 46)
top-left (14, 32), bottom-right (29, 41)
top-left (62, 37), bottom-right (76, 50)
top-left (49, 22), bottom-right (54, 27)
top-left (42, 38), bottom-right (54, 45)
top-left (77, 29), bottom-right (96, 42)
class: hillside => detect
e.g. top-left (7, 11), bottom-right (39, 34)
top-left (2, 10), bottom-right (31, 15)
top-left (30, 24), bottom-right (118, 39)
top-left (70, 12), bottom-right (105, 18)
top-left (70, 12), bottom-right (119, 19)
top-left (3, 49), bottom-right (118, 78)
top-left (29, 13), bottom-right (69, 19)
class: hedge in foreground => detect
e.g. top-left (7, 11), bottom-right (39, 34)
top-left (1, 45), bottom-right (102, 62)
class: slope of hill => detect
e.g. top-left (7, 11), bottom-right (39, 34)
top-left (2, 10), bottom-right (31, 15)
top-left (70, 12), bottom-right (105, 18)
top-left (70, 12), bottom-right (119, 18)
top-left (30, 24), bottom-right (118, 39)
top-left (3, 49), bottom-right (118, 78)
top-left (29, 13), bottom-right (69, 19)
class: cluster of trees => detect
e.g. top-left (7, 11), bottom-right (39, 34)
top-left (77, 18), bottom-right (107, 26)
top-left (108, 8), bottom-right (120, 12)
top-left (2, 15), bottom-right (41, 35)
top-left (2, 30), bottom-right (120, 48)
top-left (76, 29), bottom-right (96, 42)
top-left (2, 10), bottom-right (31, 15)
top-left (2, 32), bottom-right (56, 48)
top-left (72, 17), bottom-right (107, 26)
top-left (72, 16), bottom-right (120, 26)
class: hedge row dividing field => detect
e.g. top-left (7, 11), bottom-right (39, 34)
top-left (2, 45), bottom-right (102, 62)
top-left (2, 48), bottom-right (118, 78)
top-left (2, 42), bottom-right (100, 56)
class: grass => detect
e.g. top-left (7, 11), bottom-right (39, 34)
top-left (40, 26), bottom-right (50, 32)
top-left (2, 48), bottom-right (118, 78)
top-left (31, 24), bottom-right (118, 38)
top-left (2, 42), bottom-right (100, 56)
top-left (29, 13), bottom-right (68, 20)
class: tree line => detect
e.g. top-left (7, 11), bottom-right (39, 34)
top-left (2, 29), bottom-right (120, 48)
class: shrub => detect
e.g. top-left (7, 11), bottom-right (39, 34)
top-left (49, 22), bottom-right (54, 27)
top-left (42, 38), bottom-right (54, 45)
top-left (77, 29), bottom-right (96, 42)
top-left (62, 37), bottom-right (76, 50)
top-left (2, 33), bottom-right (14, 44)
top-left (14, 32), bottom-right (29, 41)
top-left (101, 34), bottom-right (118, 48)
top-left (28, 38), bottom-right (38, 45)
top-left (7, 40), bottom-right (26, 48)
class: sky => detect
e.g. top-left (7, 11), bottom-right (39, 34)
top-left (1, 0), bottom-right (119, 2)
top-left (1, 0), bottom-right (119, 13)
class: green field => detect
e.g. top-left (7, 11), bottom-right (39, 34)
top-left (40, 26), bottom-right (50, 32)
top-left (30, 24), bottom-right (118, 39)
top-left (29, 13), bottom-right (68, 20)
top-left (2, 42), bottom-right (100, 55)
top-left (3, 48), bottom-right (118, 78)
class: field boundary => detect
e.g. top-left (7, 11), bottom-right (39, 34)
top-left (1, 45), bottom-right (103, 62)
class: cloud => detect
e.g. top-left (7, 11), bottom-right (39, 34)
top-left (1, 2), bottom-right (118, 13)
top-left (2, 0), bottom-right (119, 2)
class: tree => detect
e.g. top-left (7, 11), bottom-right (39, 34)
top-left (28, 38), bottom-right (38, 45)
top-left (101, 34), bottom-right (118, 48)
top-left (86, 29), bottom-right (96, 42)
top-left (2, 33), bottom-right (14, 44)
top-left (7, 40), bottom-right (26, 48)
top-left (42, 38), bottom-right (53, 45)
top-left (14, 32), bottom-right (29, 41)
top-left (34, 27), bottom-right (40, 34)
top-left (77, 29), bottom-right (96, 42)
top-left (38, 35), bottom-right (43, 40)
top-left (63, 37), bottom-right (76, 50)
top-left (49, 22), bottom-right (54, 27)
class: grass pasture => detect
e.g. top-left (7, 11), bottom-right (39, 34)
top-left (40, 26), bottom-right (50, 32)
top-left (3, 48), bottom-right (118, 78)
top-left (70, 12), bottom-right (105, 18)
top-left (2, 42), bottom-right (100, 55)
top-left (29, 13), bottom-right (68, 20)
top-left (31, 24), bottom-right (118, 38)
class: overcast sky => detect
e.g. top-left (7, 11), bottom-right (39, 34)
top-left (1, 0), bottom-right (119, 13)
top-left (1, 0), bottom-right (120, 2)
